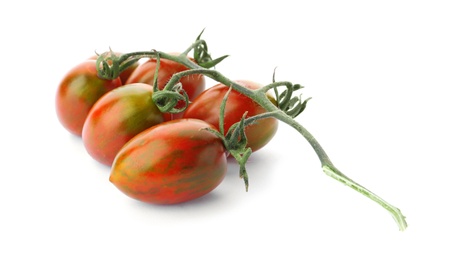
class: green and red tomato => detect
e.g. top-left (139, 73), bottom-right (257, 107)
top-left (183, 80), bottom-right (278, 152)
top-left (55, 60), bottom-right (122, 136)
top-left (82, 83), bottom-right (165, 166)
top-left (110, 119), bottom-right (227, 204)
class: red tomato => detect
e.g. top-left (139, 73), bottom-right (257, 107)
top-left (125, 54), bottom-right (206, 120)
top-left (183, 80), bottom-right (278, 152)
top-left (56, 60), bottom-right (122, 136)
top-left (110, 119), bottom-right (227, 204)
top-left (88, 52), bottom-right (139, 84)
top-left (82, 83), bottom-right (165, 166)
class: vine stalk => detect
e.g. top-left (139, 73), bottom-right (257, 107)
top-left (160, 55), bottom-right (407, 231)
top-left (96, 38), bottom-right (407, 231)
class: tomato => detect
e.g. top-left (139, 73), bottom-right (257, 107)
top-left (88, 52), bottom-right (139, 84)
top-left (110, 119), bottom-right (227, 204)
top-left (182, 80), bottom-right (278, 152)
top-left (56, 60), bottom-right (122, 136)
top-left (125, 54), bottom-right (206, 120)
top-left (82, 83), bottom-right (165, 166)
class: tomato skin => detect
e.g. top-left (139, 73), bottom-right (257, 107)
top-left (82, 83), bottom-right (165, 166)
top-left (183, 80), bottom-right (278, 152)
top-left (88, 52), bottom-right (139, 84)
top-left (55, 60), bottom-right (122, 136)
top-left (110, 119), bottom-right (227, 204)
top-left (126, 55), bottom-right (206, 120)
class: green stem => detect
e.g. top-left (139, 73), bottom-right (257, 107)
top-left (322, 165), bottom-right (408, 231)
top-left (181, 39), bottom-right (206, 56)
top-left (272, 110), bottom-right (407, 231)
top-left (157, 52), bottom-right (408, 230)
top-left (96, 44), bottom-right (408, 231)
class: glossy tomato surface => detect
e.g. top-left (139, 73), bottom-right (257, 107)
top-left (82, 83), bottom-right (165, 166)
top-left (126, 54), bottom-right (206, 120)
top-left (55, 60), bottom-right (122, 136)
top-left (183, 80), bottom-right (278, 152)
top-left (110, 119), bottom-right (227, 204)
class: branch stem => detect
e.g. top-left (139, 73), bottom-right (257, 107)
top-left (155, 50), bottom-right (408, 231)
top-left (96, 40), bottom-right (407, 231)
top-left (274, 112), bottom-right (407, 231)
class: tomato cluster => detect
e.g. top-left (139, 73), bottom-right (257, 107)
top-left (54, 34), bottom-right (409, 231)
top-left (55, 53), bottom-right (278, 204)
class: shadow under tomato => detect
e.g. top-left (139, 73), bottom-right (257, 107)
top-left (120, 149), bottom-right (278, 218)
top-left (131, 190), bottom-right (226, 209)
top-left (125, 187), bottom-right (234, 224)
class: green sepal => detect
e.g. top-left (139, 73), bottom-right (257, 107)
top-left (193, 29), bottom-right (229, 68)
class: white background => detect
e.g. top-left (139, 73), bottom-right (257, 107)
top-left (1, 0), bottom-right (460, 259)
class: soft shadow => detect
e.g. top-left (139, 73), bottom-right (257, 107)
top-left (130, 191), bottom-right (225, 211)
top-left (125, 188), bottom-right (235, 224)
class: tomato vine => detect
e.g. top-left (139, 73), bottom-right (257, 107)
top-left (96, 32), bottom-right (408, 231)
